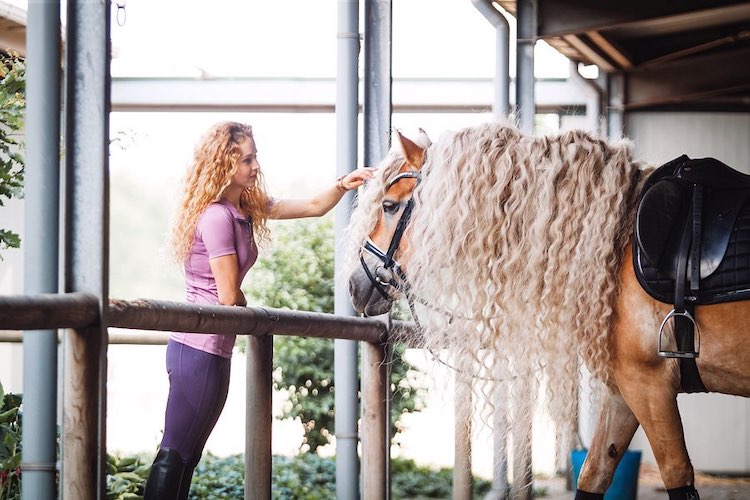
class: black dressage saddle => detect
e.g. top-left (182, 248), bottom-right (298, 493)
top-left (633, 155), bottom-right (750, 392)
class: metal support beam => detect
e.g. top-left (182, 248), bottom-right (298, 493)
top-left (606, 72), bottom-right (626, 138)
top-left (334, 1), bottom-right (361, 498)
top-left (364, 0), bottom-right (392, 161)
top-left (516, 0), bottom-right (536, 134)
top-left (453, 370), bottom-right (473, 500)
top-left (245, 335), bottom-right (273, 499)
top-left (22, 2), bottom-right (61, 498)
top-left (472, 0), bottom-right (511, 119)
top-left (363, 1), bottom-right (393, 498)
top-left (62, 1), bottom-right (111, 497)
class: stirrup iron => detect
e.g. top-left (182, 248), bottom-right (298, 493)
top-left (657, 309), bottom-right (701, 359)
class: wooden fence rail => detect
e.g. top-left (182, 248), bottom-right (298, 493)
top-left (0, 293), bottom-right (416, 499)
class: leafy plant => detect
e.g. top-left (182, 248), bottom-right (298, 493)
top-left (0, 54), bottom-right (26, 258)
top-left (245, 217), bottom-right (426, 452)
top-left (105, 453), bottom-right (150, 500)
top-left (184, 452), bottom-right (492, 499)
top-left (0, 381), bottom-right (22, 500)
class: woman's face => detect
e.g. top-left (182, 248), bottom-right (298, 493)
top-left (230, 136), bottom-right (260, 188)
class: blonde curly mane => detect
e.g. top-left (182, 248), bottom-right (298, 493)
top-left (348, 121), bottom-right (649, 461)
top-left (169, 121), bottom-right (272, 264)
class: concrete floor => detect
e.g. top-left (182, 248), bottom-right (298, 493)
top-left (536, 464), bottom-right (750, 499)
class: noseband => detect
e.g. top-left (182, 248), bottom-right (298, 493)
top-left (360, 170), bottom-right (421, 299)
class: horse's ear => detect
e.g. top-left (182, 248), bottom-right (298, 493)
top-left (394, 129), bottom-right (426, 169)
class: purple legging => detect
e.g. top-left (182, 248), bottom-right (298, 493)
top-left (160, 340), bottom-right (231, 467)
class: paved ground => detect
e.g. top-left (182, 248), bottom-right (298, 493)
top-left (536, 464), bottom-right (750, 499)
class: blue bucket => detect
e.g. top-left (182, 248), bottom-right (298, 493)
top-left (570, 449), bottom-right (642, 500)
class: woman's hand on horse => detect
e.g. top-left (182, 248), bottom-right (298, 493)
top-left (339, 167), bottom-right (377, 191)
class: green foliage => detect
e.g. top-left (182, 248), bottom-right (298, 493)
top-left (0, 54), bottom-right (25, 257)
top-left (182, 452), bottom-right (492, 499)
top-left (106, 453), bottom-right (150, 500)
top-left (245, 218), bottom-right (426, 453)
top-left (0, 381), bottom-right (22, 500)
top-left (391, 457), bottom-right (492, 498)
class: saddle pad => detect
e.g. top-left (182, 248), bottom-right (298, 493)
top-left (634, 198), bottom-right (750, 305)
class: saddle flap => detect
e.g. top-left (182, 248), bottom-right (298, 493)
top-left (697, 188), bottom-right (750, 278)
top-left (636, 178), bottom-right (690, 278)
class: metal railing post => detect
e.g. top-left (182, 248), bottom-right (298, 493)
top-left (62, 0), bottom-right (111, 497)
top-left (245, 334), bottom-right (273, 499)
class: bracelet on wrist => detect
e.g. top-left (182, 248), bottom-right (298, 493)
top-left (336, 174), bottom-right (347, 192)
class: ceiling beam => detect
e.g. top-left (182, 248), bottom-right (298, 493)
top-left (538, 0), bottom-right (749, 37)
top-left (639, 29), bottom-right (750, 67)
top-left (562, 34), bottom-right (616, 71)
top-left (586, 31), bottom-right (633, 70)
top-left (625, 45), bottom-right (750, 109)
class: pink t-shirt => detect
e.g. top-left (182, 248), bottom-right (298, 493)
top-left (170, 198), bottom-right (258, 358)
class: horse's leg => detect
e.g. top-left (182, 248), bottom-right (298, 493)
top-left (608, 254), bottom-right (701, 499)
top-left (617, 379), bottom-right (700, 499)
top-left (575, 390), bottom-right (639, 499)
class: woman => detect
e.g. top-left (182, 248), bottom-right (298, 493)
top-left (143, 121), bottom-right (374, 499)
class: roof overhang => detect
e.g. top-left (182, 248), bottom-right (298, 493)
top-left (497, 0), bottom-right (750, 111)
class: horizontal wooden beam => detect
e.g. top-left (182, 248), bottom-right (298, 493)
top-left (0, 294), bottom-right (416, 344)
top-left (538, 0), bottom-right (749, 37)
top-left (625, 45), bottom-right (750, 109)
top-left (586, 31), bottom-right (633, 70)
top-left (0, 292), bottom-right (99, 329)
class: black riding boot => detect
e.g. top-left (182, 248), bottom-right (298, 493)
top-left (176, 461), bottom-right (197, 500)
top-left (144, 448), bottom-right (185, 500)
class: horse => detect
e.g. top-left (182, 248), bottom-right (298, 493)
top-left (345, 122), bottom-right (750, 499)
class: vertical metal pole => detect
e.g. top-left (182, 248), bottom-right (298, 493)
top-left (334, 1), bottom-right (361, 499)
top-left (607, 72), bottom-right (626, 138)
top-left (511, 378), bottom-right (533, 500)
top-left (362, 340), bottom-right (388, 500)
top-left (491, 382), bottom-right (509, 499)
top-left (470, 4), bottom-right (510, 494)
top-left (516, 0), bottom-right (536, 134)
top-left (471, 0), bottom-right (510, 119)
top-left (62, 1), bottom-right (110, 498)
top-left (364, 0), bottom-right (392, 162)
top-left (453, 371), bottom-right (473, 500)
top-left (245, 335), bottom-right (273, 499)
top-left (22, 2), bottom-right (61, 499)
top-left (363, 1), bottom-right (392, 497)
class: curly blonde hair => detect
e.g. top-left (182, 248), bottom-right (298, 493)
top-left (347, 122), bottom-right (650, 465)
top-left (170, 121), bottom-right (272, 264)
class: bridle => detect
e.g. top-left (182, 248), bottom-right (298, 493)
top-left (359, 170), bottom-right (421, 300)
top-left (357, 165), bottom-right (527, 383)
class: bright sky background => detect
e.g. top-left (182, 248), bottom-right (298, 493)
top-left (107, 0), bottom-right (569, 79)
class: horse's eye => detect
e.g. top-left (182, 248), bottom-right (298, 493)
top-left (382, 200), bottom-right (400, 214)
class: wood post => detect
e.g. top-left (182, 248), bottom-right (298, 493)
top-left (245, 334), bottom-right (273, 500)
top-left (63, 326), bottom-right (106, 499)
top-left (362, 340), bottom-right (388, 499)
